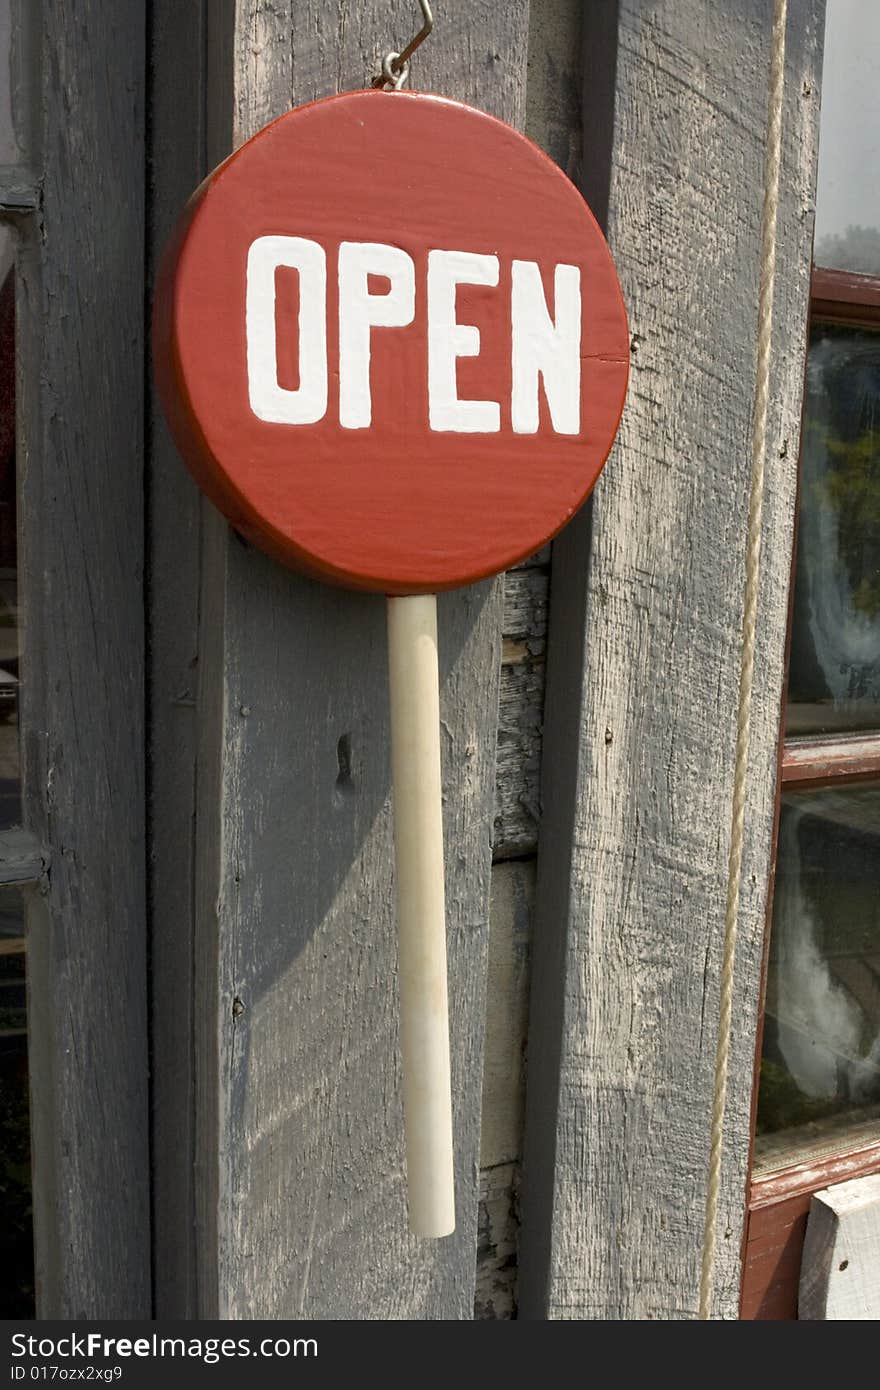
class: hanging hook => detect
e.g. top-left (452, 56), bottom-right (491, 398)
top-left (372, 1), bottom-right (434, 90)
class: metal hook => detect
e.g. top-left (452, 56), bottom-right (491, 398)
top-left (372, 1), bottom-right (434, 90)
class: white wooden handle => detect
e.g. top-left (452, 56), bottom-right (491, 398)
top-left (387, 594), bottom-right (455, 1238)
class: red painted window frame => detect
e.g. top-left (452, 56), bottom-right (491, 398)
top-left (740, 264), bottom-right (880, 1319)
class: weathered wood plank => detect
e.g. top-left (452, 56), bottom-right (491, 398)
top-left (475, 1162), bottom-right (520, 1320)
top-left (190, 0), bottom-right (528, 1319)
top-left (495, 661), bottom-right (544, 860)
top-left (503, 570), bottom-right (550, 649)
top-left (16, 0), bottom-right (150, 1318)
top-left (490, 0), bottom-right (586, 864)
top-left (519, 0), bottom-right (825, 1320)
top-left (148, 0), bottom-right (209, 1319)
top-left (494, 570), bottom-right (548, 859)
top-left (799, 1174), bottom-right (880, 1320)
top-left (0, 827), bottom-right (46, 884)
top-left (477, 3), bottom-right (584, 1318)
top-left (524, 0), bottom-right (583, 186)
top-left (0, 174), bottom-right (38, 213)
top-left (482, 860), bottom-right (534, 1173)
top-left (476, 860), bottom-right (534, 1319)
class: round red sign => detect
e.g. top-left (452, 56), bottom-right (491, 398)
top-left (154, 89), bottom-right (629, 594)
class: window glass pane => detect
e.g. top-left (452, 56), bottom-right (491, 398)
top-left (0, 884), bottom-right (33, 1315)
top-left (1, 6), bottom-right (31, 1320)
top-left (786, 323), bottom-right (880, 735)
top-left (0, 2), bottom-right (20, 166)
top-left (0, 229), bottom-right (18, 823)
top-left (0, 222), bottom-right (28, 1313)
top-left (755, 786), bottom-right (880, 1168)
top-left (813, 0), bottom-right (880, 277)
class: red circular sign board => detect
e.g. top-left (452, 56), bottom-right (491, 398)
top-left (155, 90), bottom-right (629, 594)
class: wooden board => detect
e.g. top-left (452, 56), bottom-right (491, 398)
top-left (494, 568), bottom-right (549, 859)
top-left (476, 859), bottom-right (535, 1319)
top-left (742, 1192), bottom-right (813, 1320)
top-left (476, 2), bottom-right (588, 1314)
top-left (148, 0), bottom-right (209, 1319)
top-left (174, 0), bottom-right (529, 1319)
top-left (800, 1174), bottom-right (880, 1319)
top-left (519, 0), bottom-right (825, 1320)
top-left (15, 0), bottom-right (150, 1317)
top-left (0, 828), bottom-right (46, 885)
top-left (147, 2), bottom-right (561, 1305)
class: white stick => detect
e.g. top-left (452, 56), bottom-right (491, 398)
top-left (386, 593), bottom-right (455, 1238)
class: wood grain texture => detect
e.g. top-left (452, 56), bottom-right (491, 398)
top-left (476, 860), bottom-right (534, 1319)
top-left (0, 175), bottom-right (38, 213)
top-left (482, 860), bottom-right (534, 1172)
top-left (149, 6), bottom-right (552, 1310)
top-left (475, 1161), bottom-right (520, 1320)
top-left (519, 0), bottom-right (825, 1320)
top-left (741, 1189), bottom-right (810, 1320)
top-left (524, 0), bottom-right (584, 188)
top-left (799, 1174), bottom-right (880, 1320)
top-left (494, 569), bottom-right (549, 859)
top-left (148, 0), bottom-right (209, 1319)
top-left (16, 0), bottom-right (149, 1317)
top-left (189, 0), bottom-right (528, 1319)
top-left (489, 0), bottom-right (584, 867)
top-left (0, 827), bottom-right (46, 885)
top-left (477, 2), bottom-right (585, 1317)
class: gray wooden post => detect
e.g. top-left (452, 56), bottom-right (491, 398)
top-left (148, 0), bottom-right (211, 1319)
top-left (150, 0), bottom-right (529, 1318)
top-left (12, 0), bottom-right (150, 1318)
top-left (519, 0), bottom-right (825, 1319)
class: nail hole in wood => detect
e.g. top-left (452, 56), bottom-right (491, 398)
top-left (335, 733), bottom-right (355, 800)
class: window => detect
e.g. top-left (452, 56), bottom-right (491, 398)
top-left (742, 0), bottom-right (880, 1319)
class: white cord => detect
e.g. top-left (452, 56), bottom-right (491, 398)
top-left (698, 0), bottom-right (788, 1320)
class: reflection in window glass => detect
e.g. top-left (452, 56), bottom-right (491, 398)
top-left (0, 0), bottom-right (21, 167)
top-left (0, 227), bottom-right (29, 1314)
top-left (813, 0), bottom-right (880, 277)
top-left (756, 787), bottom-right (880, 1165)
top-left (2, 2), bottom-right (31, 1321)
top-left (786, 324), bottom-right (880, 735)
top-left (0, 884), bottom-right (32, 1316)
top-left (0, 229), bottom-right (17, 824)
